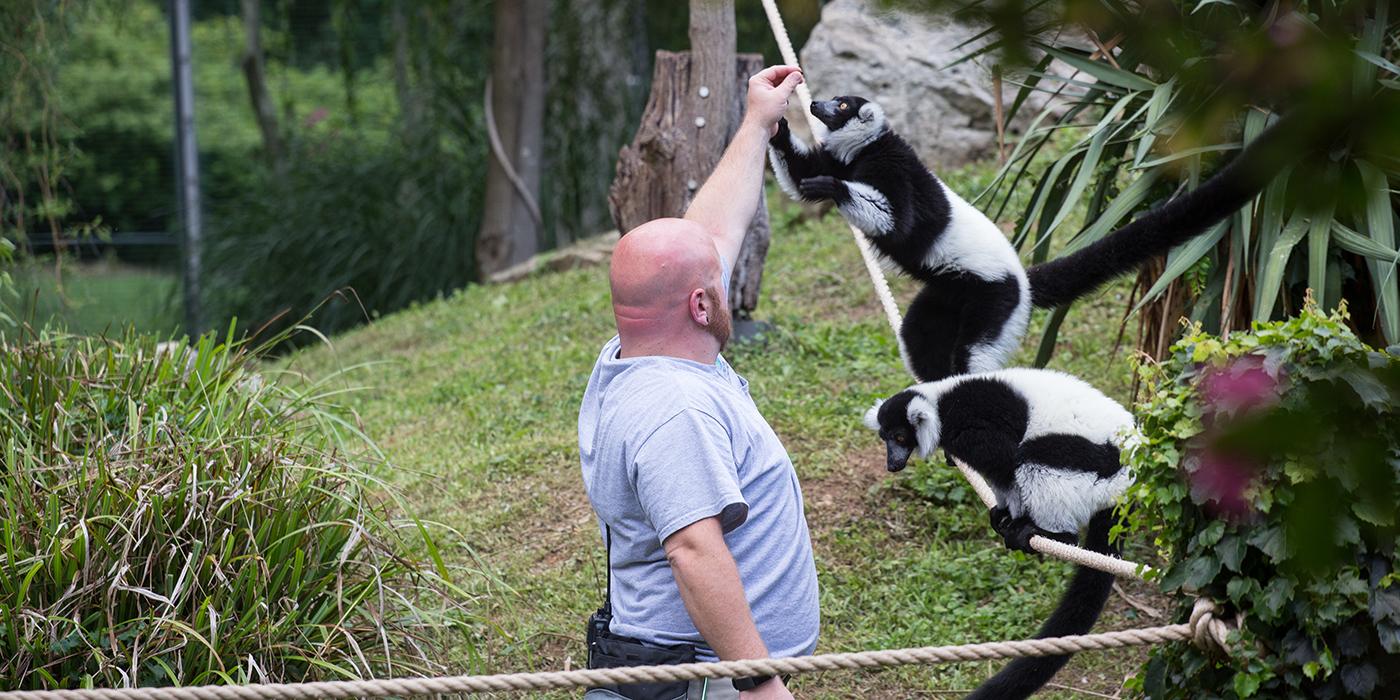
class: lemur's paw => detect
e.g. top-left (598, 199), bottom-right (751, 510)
top-left (1002, 517), bottom-right (1039, 553)
top-left (989, 506), bottom-right (1013, 536)
top-left (771, 117), bottom-right (790, 144)
top-left (798, 175), bottom-right (844, 201)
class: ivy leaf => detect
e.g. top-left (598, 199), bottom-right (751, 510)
top-left (1249, 525), bottom-right (1287, 560)
top-left (1227, 576), bottom-right (1260, 602)
top-left (1217, 534), bottom-right (1248, 571)
top-left (1340, 663), bottom-right (1379, 697)
top-left (1336, 366), bottom-right (1394, 410)
top-left (1234, 671), bottom-right (1262, 698)
top-left (1353, 499), bottom-right (1395, 527)
top-left (1334, 516), bottom-right (1361, 546)
top-left (1184, 554), bottom-right (1222, 590)
top-left (1378, 621), bottom-right (1400, 654)
top-left (1262, 578), bottom-right (1297, 617)
top-left (1198, 520), bottom-right (1226, 547)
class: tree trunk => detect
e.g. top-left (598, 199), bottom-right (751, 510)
top-left (390, 2), bottom-right (421, 132)
top-left (475, 0), bottom-right (548, 279)
top-left (240, 0), bottom-right (281, 166)
top-left (607, 45), bottom-right (772, 318)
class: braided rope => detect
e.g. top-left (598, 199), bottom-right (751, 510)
top-left (759, 0), bottom-right (1154, 583)
top-left (0, 617), bottom-right (1235, 700)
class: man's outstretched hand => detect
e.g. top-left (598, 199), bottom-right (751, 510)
top-left (745, 65), bottom-right (804, 136)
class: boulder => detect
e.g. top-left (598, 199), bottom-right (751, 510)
top-left (801, 0), bottom-right (1063, 169)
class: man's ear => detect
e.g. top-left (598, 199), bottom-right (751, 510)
top-left (689, 288), bottom-right (708, 325)
top-left (862, 399), bottom-right (884, 430)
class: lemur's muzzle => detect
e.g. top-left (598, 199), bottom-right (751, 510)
top-left (885, 441), bottom-right (912, 472)
top-left (810, 100), bottom-right (840, 127)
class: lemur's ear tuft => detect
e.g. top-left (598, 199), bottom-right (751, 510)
top-left (858, 101), bottom-right (883, 122)
top-left (862, 400), bottom-right (884, 431)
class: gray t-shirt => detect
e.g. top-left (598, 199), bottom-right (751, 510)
top-left (578, 336), bottom-right (820, 660)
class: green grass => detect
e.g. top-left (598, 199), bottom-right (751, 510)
top-left (283, 169), bottom-right (1164, 697)
top-left (5, 257), bottom-right (181, 338)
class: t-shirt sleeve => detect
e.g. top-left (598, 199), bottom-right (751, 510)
top-left (632, 408), bottom-right (748, 543)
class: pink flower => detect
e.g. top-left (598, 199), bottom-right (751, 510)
top-left (1199, 355), bottom-right (1283, 416)
top-left (1187, 447), bottom-right (1260, 520)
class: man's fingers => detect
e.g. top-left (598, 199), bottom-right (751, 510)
top-left (777, 70), bottom-right (804, 95)
top-left (751, 64), bottom-right (801, 88)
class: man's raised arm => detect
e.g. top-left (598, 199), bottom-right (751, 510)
top-left (685, 65), bottom-right (804, 275)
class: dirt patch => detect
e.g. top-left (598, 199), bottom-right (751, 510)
top-left (802, 448), bottom-right (890, 537)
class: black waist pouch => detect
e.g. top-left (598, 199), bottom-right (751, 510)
top-left (587, 606), bottom-right (696, 700)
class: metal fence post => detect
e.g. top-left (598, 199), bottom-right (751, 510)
top-left (170, 0), bottom-right (203, 335)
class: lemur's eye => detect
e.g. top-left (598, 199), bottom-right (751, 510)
top-left (839, 102), bottom-right (849, 111)
top-left (894, 434), bottom-right (907, 446)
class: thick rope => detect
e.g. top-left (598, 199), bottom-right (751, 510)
top-left (759, 0), bottom-right (1153, 583)
top-left (0, 612), bottom-right (1234, 700)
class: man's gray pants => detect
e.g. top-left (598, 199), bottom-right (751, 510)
top-left (583, 678), bottom-right (738, 700)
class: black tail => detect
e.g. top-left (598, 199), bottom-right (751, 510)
top-left (1027, 114), bottom-right (1312, 309)
top-left (964, 510), bottom-right (1119, 700)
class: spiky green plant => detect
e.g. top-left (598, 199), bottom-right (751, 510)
top-left (907, 0), bottom-right (1400, 359)
top-left (0, 327), bottom-right (474, 688)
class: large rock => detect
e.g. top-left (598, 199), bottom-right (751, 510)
top-left (801, 0), bottom-right (1060, 169)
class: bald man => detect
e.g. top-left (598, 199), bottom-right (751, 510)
top-left (578, 66), bottom-right (813, 700)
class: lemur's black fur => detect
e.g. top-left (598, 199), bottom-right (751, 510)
top-left (769, 96), bottom-right (1300, 382)
top-left (866, 369), bottom-right (1133, 700)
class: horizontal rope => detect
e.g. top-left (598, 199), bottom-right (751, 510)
top-left (0, 612), bottom-right (1234, 699)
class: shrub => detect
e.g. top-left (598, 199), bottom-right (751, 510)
top-left (0, 328), bottom-right (469, 688)
top-left (202, 134), bottom-right (481, 342)
top-left (1124, 303), bottom-right (1400, 698)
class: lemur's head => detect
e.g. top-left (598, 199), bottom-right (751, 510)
top-left (810, 96), bottom-right (888, 162)
top-left (863, 388), bottom-right (940, 472)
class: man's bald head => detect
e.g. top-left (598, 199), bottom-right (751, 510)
top-left (610, 218), bottom-right (730, 358)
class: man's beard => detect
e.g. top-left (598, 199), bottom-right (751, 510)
top-left (705, 286), bottom-right (732, 351)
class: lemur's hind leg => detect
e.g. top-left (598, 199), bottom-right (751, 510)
top-left (901, 284), bottom-right (962, 382)
top-left (951, 274), bottom-right (1025, 375)
top-left (1003, 518), bottom-right (1078, 554)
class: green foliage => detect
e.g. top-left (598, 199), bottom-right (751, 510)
top-left (921, 0), bottom-right (1400, 353)
top-left (1124, 304), bottom-right (1400, 698)
top-left (202, 133), bottom-right (481, 342)
top-left (0, 327), bottom-right (472, 687)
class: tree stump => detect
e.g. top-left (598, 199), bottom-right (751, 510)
top-left (608, 51), bottom-right (772, 320)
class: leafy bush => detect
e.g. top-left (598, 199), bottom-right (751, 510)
top-left (1124, 303), bottom-right (1400, 698)
top-left (0, 328), bottom-right (469, 687)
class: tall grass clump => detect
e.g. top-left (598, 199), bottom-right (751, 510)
top-left (0, 328), bottom-right (470, 688)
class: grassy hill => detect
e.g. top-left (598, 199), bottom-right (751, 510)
top-left (285, 177), bottom-right (1168, 698)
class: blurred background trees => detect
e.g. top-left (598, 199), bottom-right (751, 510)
top-left (0, 0), bottom-right (820, 341)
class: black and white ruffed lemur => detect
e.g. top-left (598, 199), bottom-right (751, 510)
top-left (865, 368), bottom-right (1136, 700)
top-left (769, 96), bottom-right (1299, 383)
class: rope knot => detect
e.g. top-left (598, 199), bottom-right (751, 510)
top-left (1189, 597), bottom-right (1235, 655)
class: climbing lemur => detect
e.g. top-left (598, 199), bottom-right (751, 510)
top-left (865, 367), bottom-right (1136, 700)
top-left (769, 95), bottom-right (1296, 383)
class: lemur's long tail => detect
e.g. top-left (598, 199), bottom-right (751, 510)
top-left (963, 509), bottom-right (1118, 700)
top-left (1027, 115), bottom-right (1306, 309)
